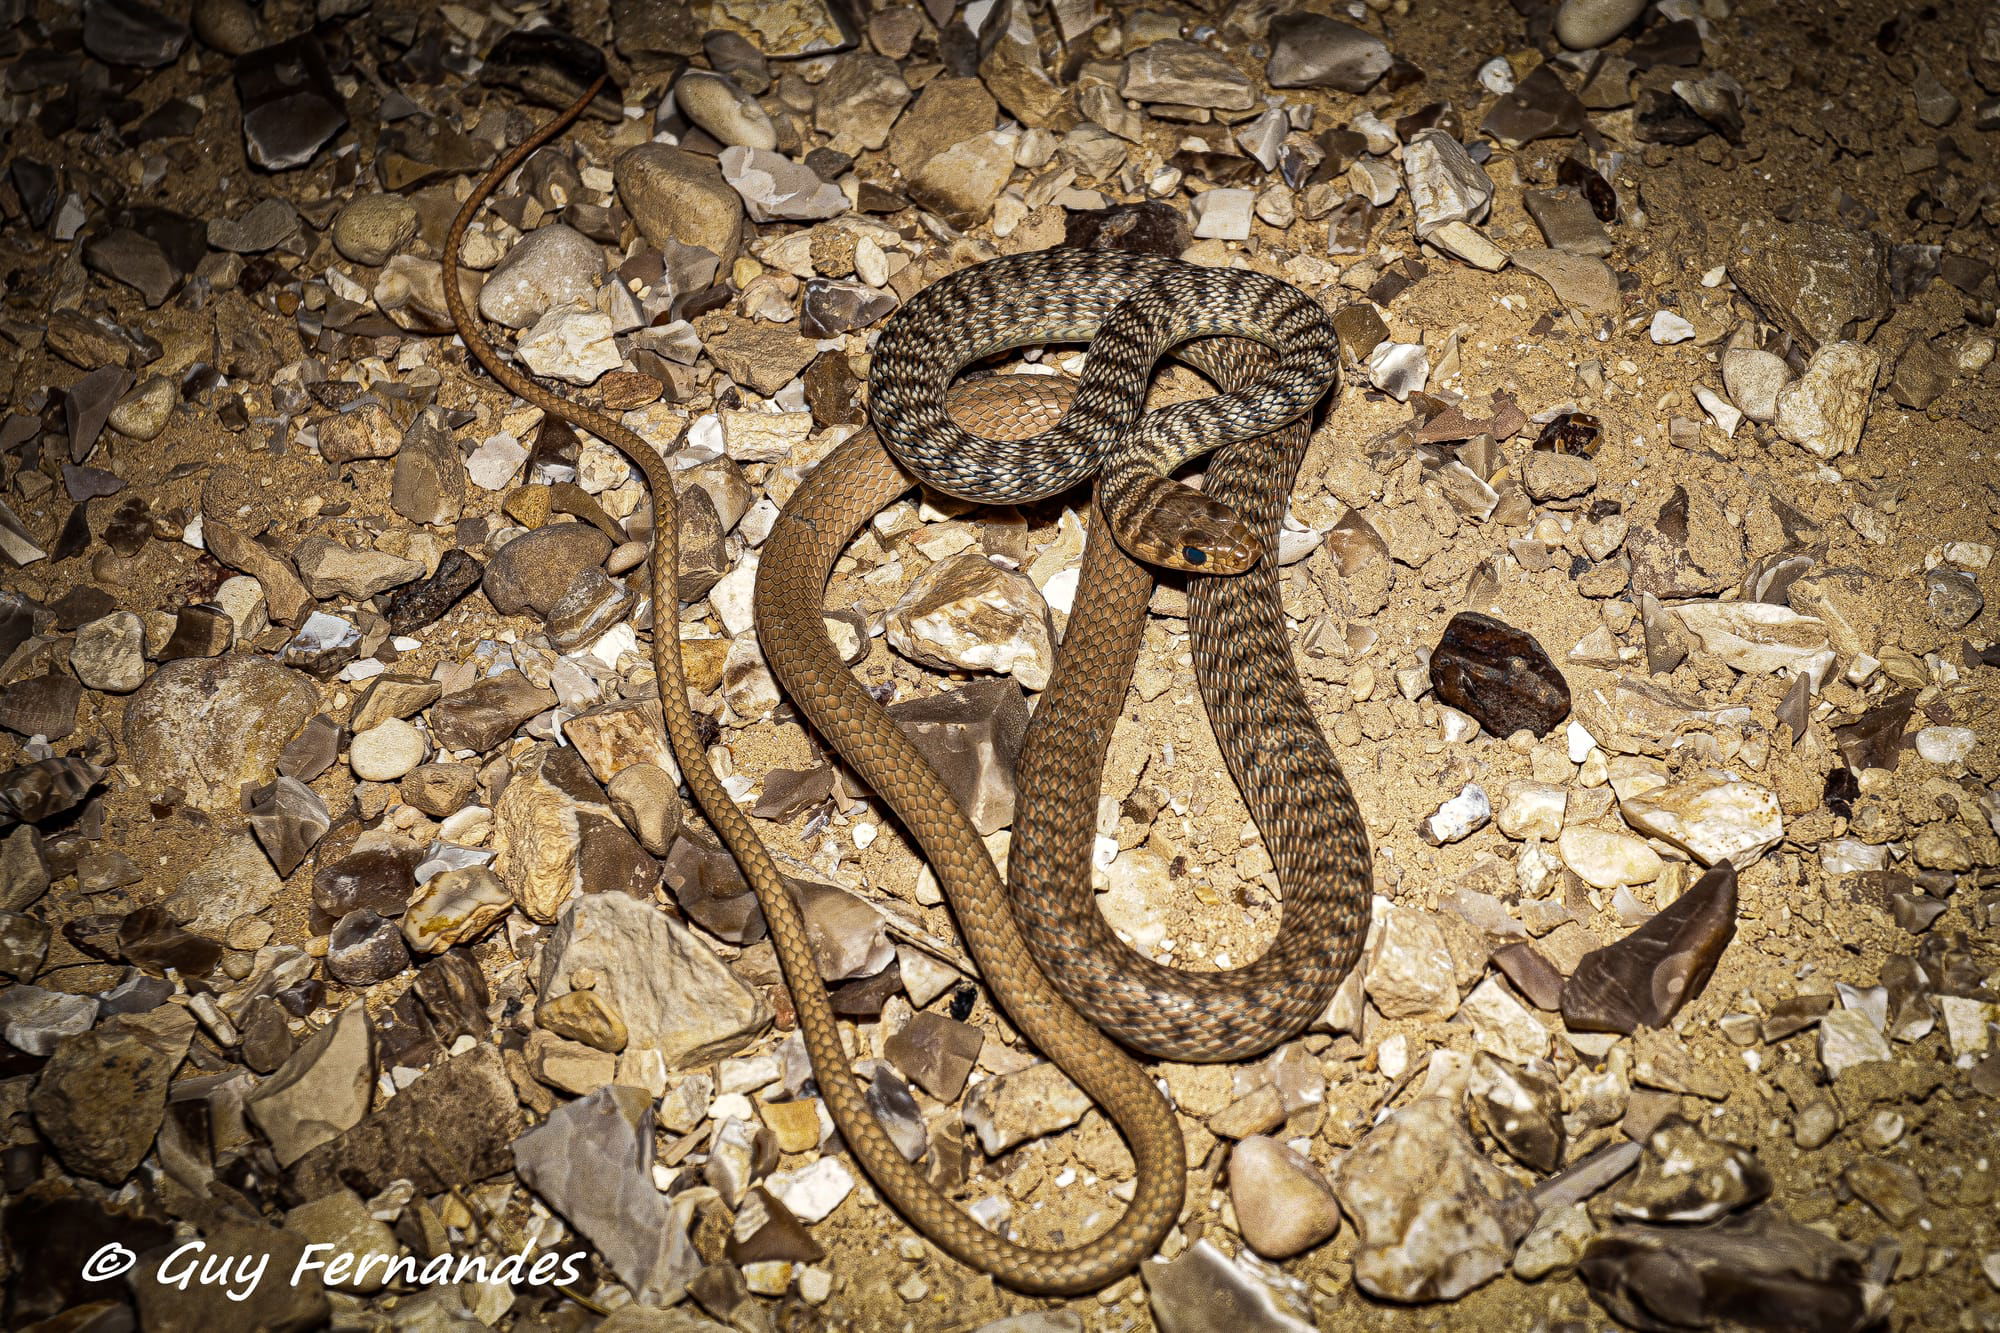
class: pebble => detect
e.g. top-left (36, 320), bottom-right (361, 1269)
top-left (1774, 341), bottom-right (1880, 459)
top-left (1266, 13), bottom-right (1392, 92)
top-left (477, 224), bottom-right (605, 330)
top-left (244, 1003), bottom-right (375, 1167)
top-left (720, 146), bottom-right (848, 222)
top-left (71, 612), bottom-right (146, 693)
top-left (1365, 903), bottom-right (1460, 1020)
top-left (332, 193), bottom-right (418, 266)
top-left (1818, 1008), bottom-right (1893, 1077)
top-left (1141, 1239), bottom-right (1316, 1333)
top-left (886, 552), bottom-right (1056, 691)
top-left (767, 1156), bottom-right (856, 1224)
top-left (122, 655), bottom-right (318, 812)
top-left (616, 144), bottom-right (744, 267)
top-left (1229, 1136), bottom-right (1343, 1258)
top-left (1430, 612), bottom-right (1571, 738)
top-left (1555, 0), bottom-right (1649, 49)
top-left (1620, 774), bottom-right (1784, 867)
top-left (1121, 41), bottom-right (1255, 111)
top-left (1332, 1097), bottom-right (1537, 1300)
top-left (1191, 188), bottom-right (1255, 241)
top-left (963, 1060), bottom-right (1092, 1153)
top-left (675, 69), bottom-right (777, 149)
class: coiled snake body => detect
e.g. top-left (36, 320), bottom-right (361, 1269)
top-left (450, 75), bottom-right (1371, 1295)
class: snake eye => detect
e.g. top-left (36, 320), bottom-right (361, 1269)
top-left (1182, 546), bottom-right (1207, 566)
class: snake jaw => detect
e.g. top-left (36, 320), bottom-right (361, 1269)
top-left (1113, 476), bottom-right (1262, 574)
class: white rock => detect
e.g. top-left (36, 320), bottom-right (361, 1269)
top-left (516, 303), bottom-right (624, 386)
top-left (1915, 726), bottom-right (1976, 765)
top-left (1619, 772), bottom-right (1784, 867)
top-left (1721, 348), bottom-right (1791, 422)
top-left (466, 433), bottom-right (528, 490)
top-left (349, 718), bottom-right (427, 782)
top-left (1556, 0), bottom-right (1648, 48)
top-left (1364, 904), bottom-right (1460, 1020)
top-left (1557, 825), bottom-right (1663, 889)
top-left (1819, 838), bottom-right (1888, 874)
top-left (1818, 1008), bottom-right (1892, 1077)
top-left (766, 1156), bottom-right (855, 1223)
top-left (1774, 340), bottom-right (1880, 459)
top-left (1693, 385), bottom-right (1742, 437)
top-left (1404, 128), bottom-right (1494, 230)
top-left (1366, 341), bottom-right (1429, 401)
top-left (1937, 995), bottom-right (1994, 1059)
top-left (1191, 187), bottom-right (1255, 240)
top-left (1423, 784), bottom-right (1491, 845)
top-left (1476, 56), bottom-right (1516, 94)
top-left (1497, 781), bottom-right (1567, 841)
top-left (1458, 976), bottom-right (1550, 1064)
top-left (1649, 310), bottom-right (1696, 344)
top-left (1671, 601), bottom-right (1834, 689)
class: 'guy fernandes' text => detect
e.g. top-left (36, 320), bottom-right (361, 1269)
top-left (154, 1238), bottom-right (586, 1301)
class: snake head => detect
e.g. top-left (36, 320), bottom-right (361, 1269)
top-left (1113, 476), bottom-right (1262, 575)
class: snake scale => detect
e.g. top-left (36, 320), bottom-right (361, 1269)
top-left (449, 72), bottom-right (1370, 1293)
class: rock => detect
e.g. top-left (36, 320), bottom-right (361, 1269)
top-left (675, 69), bottom-right (776, 149)
top-left (429, 671), bottom-right (558, 753)
top-left (813, 53), bottom-right (912, 152)
top-left (1191, 187), bottom-right (1255, 241)
top-left (719, 146), bottom-right (847, 222)
top-left (1468, 1052), bottom-right (1564, 1172)
top-left (700, 315), bottom-right (818, 394)
top-left (1615, 1118), bottom-right (1772, 1223)
top-left (514, 1085), bottom-right (702, 1304)
top-left (518, 303), bottom-right (623, 385)
top-left (616, 144), bottom-right (743, 268)
top-left (478, 224), bottom-right (606, 330)
top-left (1844, 1158), bottom-right (1925, 1226)
top-left (1483, 64), bottom-right (1589, 147)
top-left (887, 76), bottom-right (997, 174)
top-left (1430, 612), bottom-right (1571, 738)
top-left (1672, 601), bottom-right (1834, 687)
top-left (540, 889), bottom-right (770, 1068)
top-left (883, 1011), bottom-right (984, 1101)
top-left (606, 762), bottom-right (685, 854)
top-left (800, 277), bottom-right (897, 337)
top-left (84, 0), bottom-right (189, 67)
top-left (1424, 783), bottom-right (1492, 845)
top-left (1557, 825), bottom-right (1664, 889)
top-left (1365, 903), bottom-right (1460, 1020)
top-left (246, 775), bottom-right (330, 876)
top-left (1523, 188), bottom-right (1613, 257)
top-left (886, 552), bottom-right (1056, 691)
top-left (1229, 1136), bottom-right (1343, 1259)
top-left (1512, 248), bottom-right (1622, 321)
top-left (1121, 41), bottom-right (1254, 111)
top-left (161, 832), bottom-right (283, 933)
top-left (1924, 568), bottom-right (1983, 629)
top-left (0, 984), bottom-right (96, 1054)
top-left (905, 130), bottom-right (1017, 228)
top-left (1515, 1201), bottom-right (1596, 1280)
top-left (766, 1156), bottom-right (856, 1224)
top-left (0, 911), bottom-right (50, 980)
top-left (386, 548), bottom-right (484, 632)
top-left (244, 1002), bottom-right (375, 1166)
top-left (1722, 348), bottom-right (1791, 422)
top-left (1621, 775), bottom-right (1784, 866)
top-left (1580, 1210), bottom-right (1883, 1332)
top-left (403, 866), bottom-right (511, 954)
top-left (332, 193), bottom-right (419, 266)
top-left (288, 1043), bottom-right (522, 1198)
top-left (312, 836), bottom-right (420, 918)
top-left (208, 197), bottom-right (299, 252)
top-left (1266, 13), bottom-right (1392, 92)
top-left (282, 1189), bottom-right (401, 1294)
top-left (236, 35), bottom-right (346, 171)
top-left (1774, 341), bottom-right (1880, 459)
top-left (1555, 0), bottom-right (1648, 48)
top-left (0, 673), bottom-right (81, 740)
top-left (790, 880), bottom-right (893, 981)
top-left (349, 719), bottom-right (428, 781)
top-left (108, 373), bottom-right (176, 440)
top-left (1332, 1098), bottom-right (1537, 1300)
top-left (1561, 862), bottom-right (1737, 1035)
top-left (328, 908), bottom-right (410, 980)
top-left (27, 1000), bottom-right (192, 1176)
top-left (962, 1060), bottom-right (1091, 1153)
top-left (122, 656), bottom-right (318, 812)
top-left (884, 678), bottom-right (1029, 836)
top-left (1728, 218), bottom-right (1889, 350)
top-left (1142, 1239), bottom-right (1316, 1333)
top-left (71, 611), bottom-right (147, 692)
top-left (1405, 129), bottom-right (1495, 232)
top-left (537, 989), bottom-right (628, 1053)
top-left (1818, 1008), bottom-right (1892, 1077)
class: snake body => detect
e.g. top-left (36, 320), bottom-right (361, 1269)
top-left (450, 73), bottom-right (1368, 1294)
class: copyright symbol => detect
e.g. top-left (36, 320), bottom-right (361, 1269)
top-left (81, 1243), bottom-right (136, 1282)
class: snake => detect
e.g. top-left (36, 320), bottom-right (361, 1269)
top-left (449, 71), bottom-right (1370, 1294)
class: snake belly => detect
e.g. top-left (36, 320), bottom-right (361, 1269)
top-left (870, 251), bottom-right (1371, 1062)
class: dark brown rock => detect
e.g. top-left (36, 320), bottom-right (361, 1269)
top-left (1429, 612), bottom-right (1571, 739)
top-left (1561, 862), bottom-right (1738, 1035)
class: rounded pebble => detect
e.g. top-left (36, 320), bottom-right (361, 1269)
top-left (349, 718), bottom-right (427, 781)
top-left (1555, 0), bottom-right (1649, 49)
top-left (333, 194), bottom-right (420, 266)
